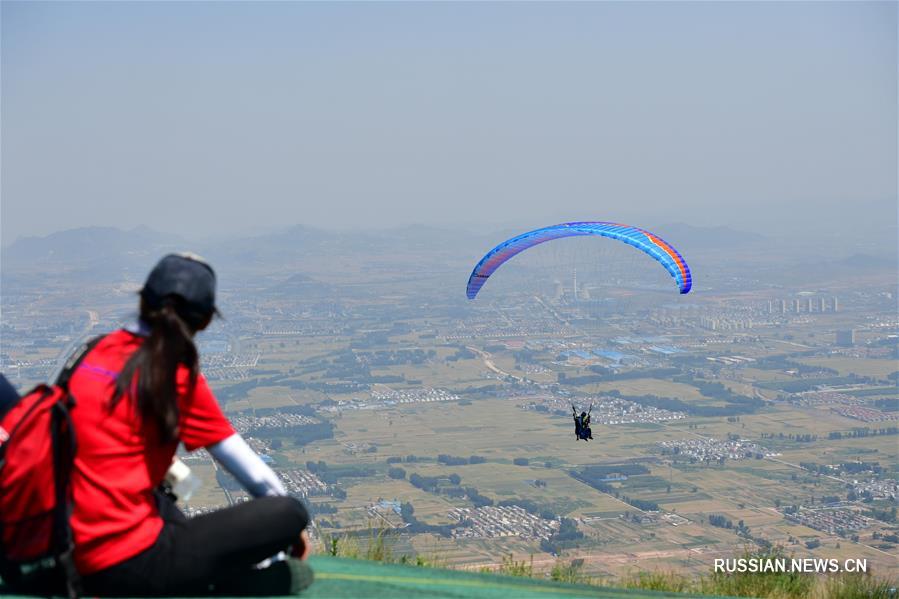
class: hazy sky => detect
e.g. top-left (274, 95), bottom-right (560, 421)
top-left (2, 1), bottom-right (896, 243)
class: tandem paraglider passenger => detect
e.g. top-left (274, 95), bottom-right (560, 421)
top-left (14, 254), bottom-right (314, 597)
top-left (572, 403), bottom-right (593, 441)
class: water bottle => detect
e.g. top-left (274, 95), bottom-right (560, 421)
top-left (165, 458), bottom-right (202, 502)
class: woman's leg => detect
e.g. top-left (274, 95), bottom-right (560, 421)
top-left (84, 496), bottom-right (310, 596)
top-left (170, 495), bottom-right (308, 578)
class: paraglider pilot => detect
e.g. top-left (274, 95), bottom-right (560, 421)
top-left (572, 404), bottom-right (593, 441)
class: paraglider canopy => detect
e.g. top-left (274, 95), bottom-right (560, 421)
top-left (466, 222), bottom-right (691, 299)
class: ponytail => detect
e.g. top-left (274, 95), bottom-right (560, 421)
top-left (112, 297), bottom-right (202, 443)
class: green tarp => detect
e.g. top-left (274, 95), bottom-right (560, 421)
top-left (303, 556), bottom-right (723, 599)
top-left (1, 556), bottom-right (728, 599)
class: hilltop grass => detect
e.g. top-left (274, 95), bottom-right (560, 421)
top-left (494, 554), bottom-right (535, 578)
top-left (319, 531), bottom-right (897, 599)
top-left (550, 559), bottom-right (594, 586)
top-left (322, 527), bottom-right (444, 569)
top-left (622, 567), bottom-right (895, 599)
top-left (618, 547), bottom-right (896, 599)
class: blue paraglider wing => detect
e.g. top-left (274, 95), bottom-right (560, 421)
top-left (466, 222), bottom-right (691, 299)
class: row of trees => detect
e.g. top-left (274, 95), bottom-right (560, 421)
top-left (398, 502), bottom-right (459, 537)
top-left (753, 355), bottom-right (838, 376)
top-left (579, 464), bottom-right (650, 479)
top-left (404, 472), bottom-right (494, 507)
top-left (387, 455), bottom-right (425, 463)
top-left (867, 506), bottom-right (897, 524)
top-left (799, 461), bottom-right (883, 475)
top-left (708, 513), bottom-right (762, 545)
top-left (759, 431), bottom-right (817, 441)
top-left (568, 467), bottom-right (660, 512)
top-left (555, 371), bottom-right (764, 415)
top-left (604, 390), bottom-right (762, 417)
top-left (437, 454), bottom-right (487, 465)
top-left (408, 472), bottom-right (461, 491)
top-left (539, 518), bottom-right (584, 555)
top-left (559, 367), bottom-right (680, 386)
top-left (709, 514), bottom-right (734, 528)
top-left (873, 398), bottom-right (898, 411)
top-left (251, 422), bottom-right (335, 447)
top-left (305, 460), bottom-right (374, 484)
top-left (446, 347), bottom-right (475, 362)
top-left (828, 427), bottom-right (898, 439)
top-left (355, 348), bottom-right (435, 367)
top-left (761, 373), bottom-right (872, 394)
top-left (234, 404), bottom-right (317, 418)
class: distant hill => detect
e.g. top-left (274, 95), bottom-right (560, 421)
top-left (838, 253), bottom-right (898, 270)
top-left (266, 272), bottom-right (337, 298)
top-left (651, 223), bottom-right (766, 250)
top-left (3, 222), bottom-right (766, 270)
top-left (3, 225), bottom-right (187, 268)
top-left (203, 224), bottom-right (486, 272)
top-left (1, 224), bottom-right (488, 279)
top-left (780, 252), bottom-right (898, 284)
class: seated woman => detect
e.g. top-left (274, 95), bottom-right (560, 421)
top-left (67, 253), bottom-right (313, 596)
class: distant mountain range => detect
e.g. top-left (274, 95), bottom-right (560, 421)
top-left (0, 223), bottom-right (484, 280)
top-left (2, 226), bottom-right (187, 270)
top-left (651, 223), bottom-right (766, 250)
top-left (3, 222), bottom-right (892, 278)
top-left (838, 253), bottom-right (898, 269)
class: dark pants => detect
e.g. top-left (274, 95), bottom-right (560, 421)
top-left (83, 494), bottom-right (310, 596)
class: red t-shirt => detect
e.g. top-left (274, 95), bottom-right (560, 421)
top-left (67, 329), bottom-right (235, 574)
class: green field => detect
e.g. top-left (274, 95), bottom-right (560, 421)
top-left (797, 357), bottom-right (897, 379)
top-left (192, 321), bottom-right (899, 581)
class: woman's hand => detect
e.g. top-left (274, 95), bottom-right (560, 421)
top-left (293, 530), bottom-right (311, 561)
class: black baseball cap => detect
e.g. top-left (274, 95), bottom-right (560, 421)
top-left (141, 253), bottom-right (218, 319)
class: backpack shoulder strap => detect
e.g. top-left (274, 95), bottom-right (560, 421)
top-left (55, 336), bottom-right (104, 391)
top-left (0, 374), bottom-right (22, 422)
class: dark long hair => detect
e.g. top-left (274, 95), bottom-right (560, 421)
top-left (112, 296), bottom-right (208, 443)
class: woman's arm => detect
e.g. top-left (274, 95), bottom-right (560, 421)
top-left (207, 433), bottom-right (288, 497)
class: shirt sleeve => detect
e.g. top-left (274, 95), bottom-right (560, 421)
top-left (177, 370), bottom-right (235, 451)
top-left (207, 433), bottom-right (287, 497)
